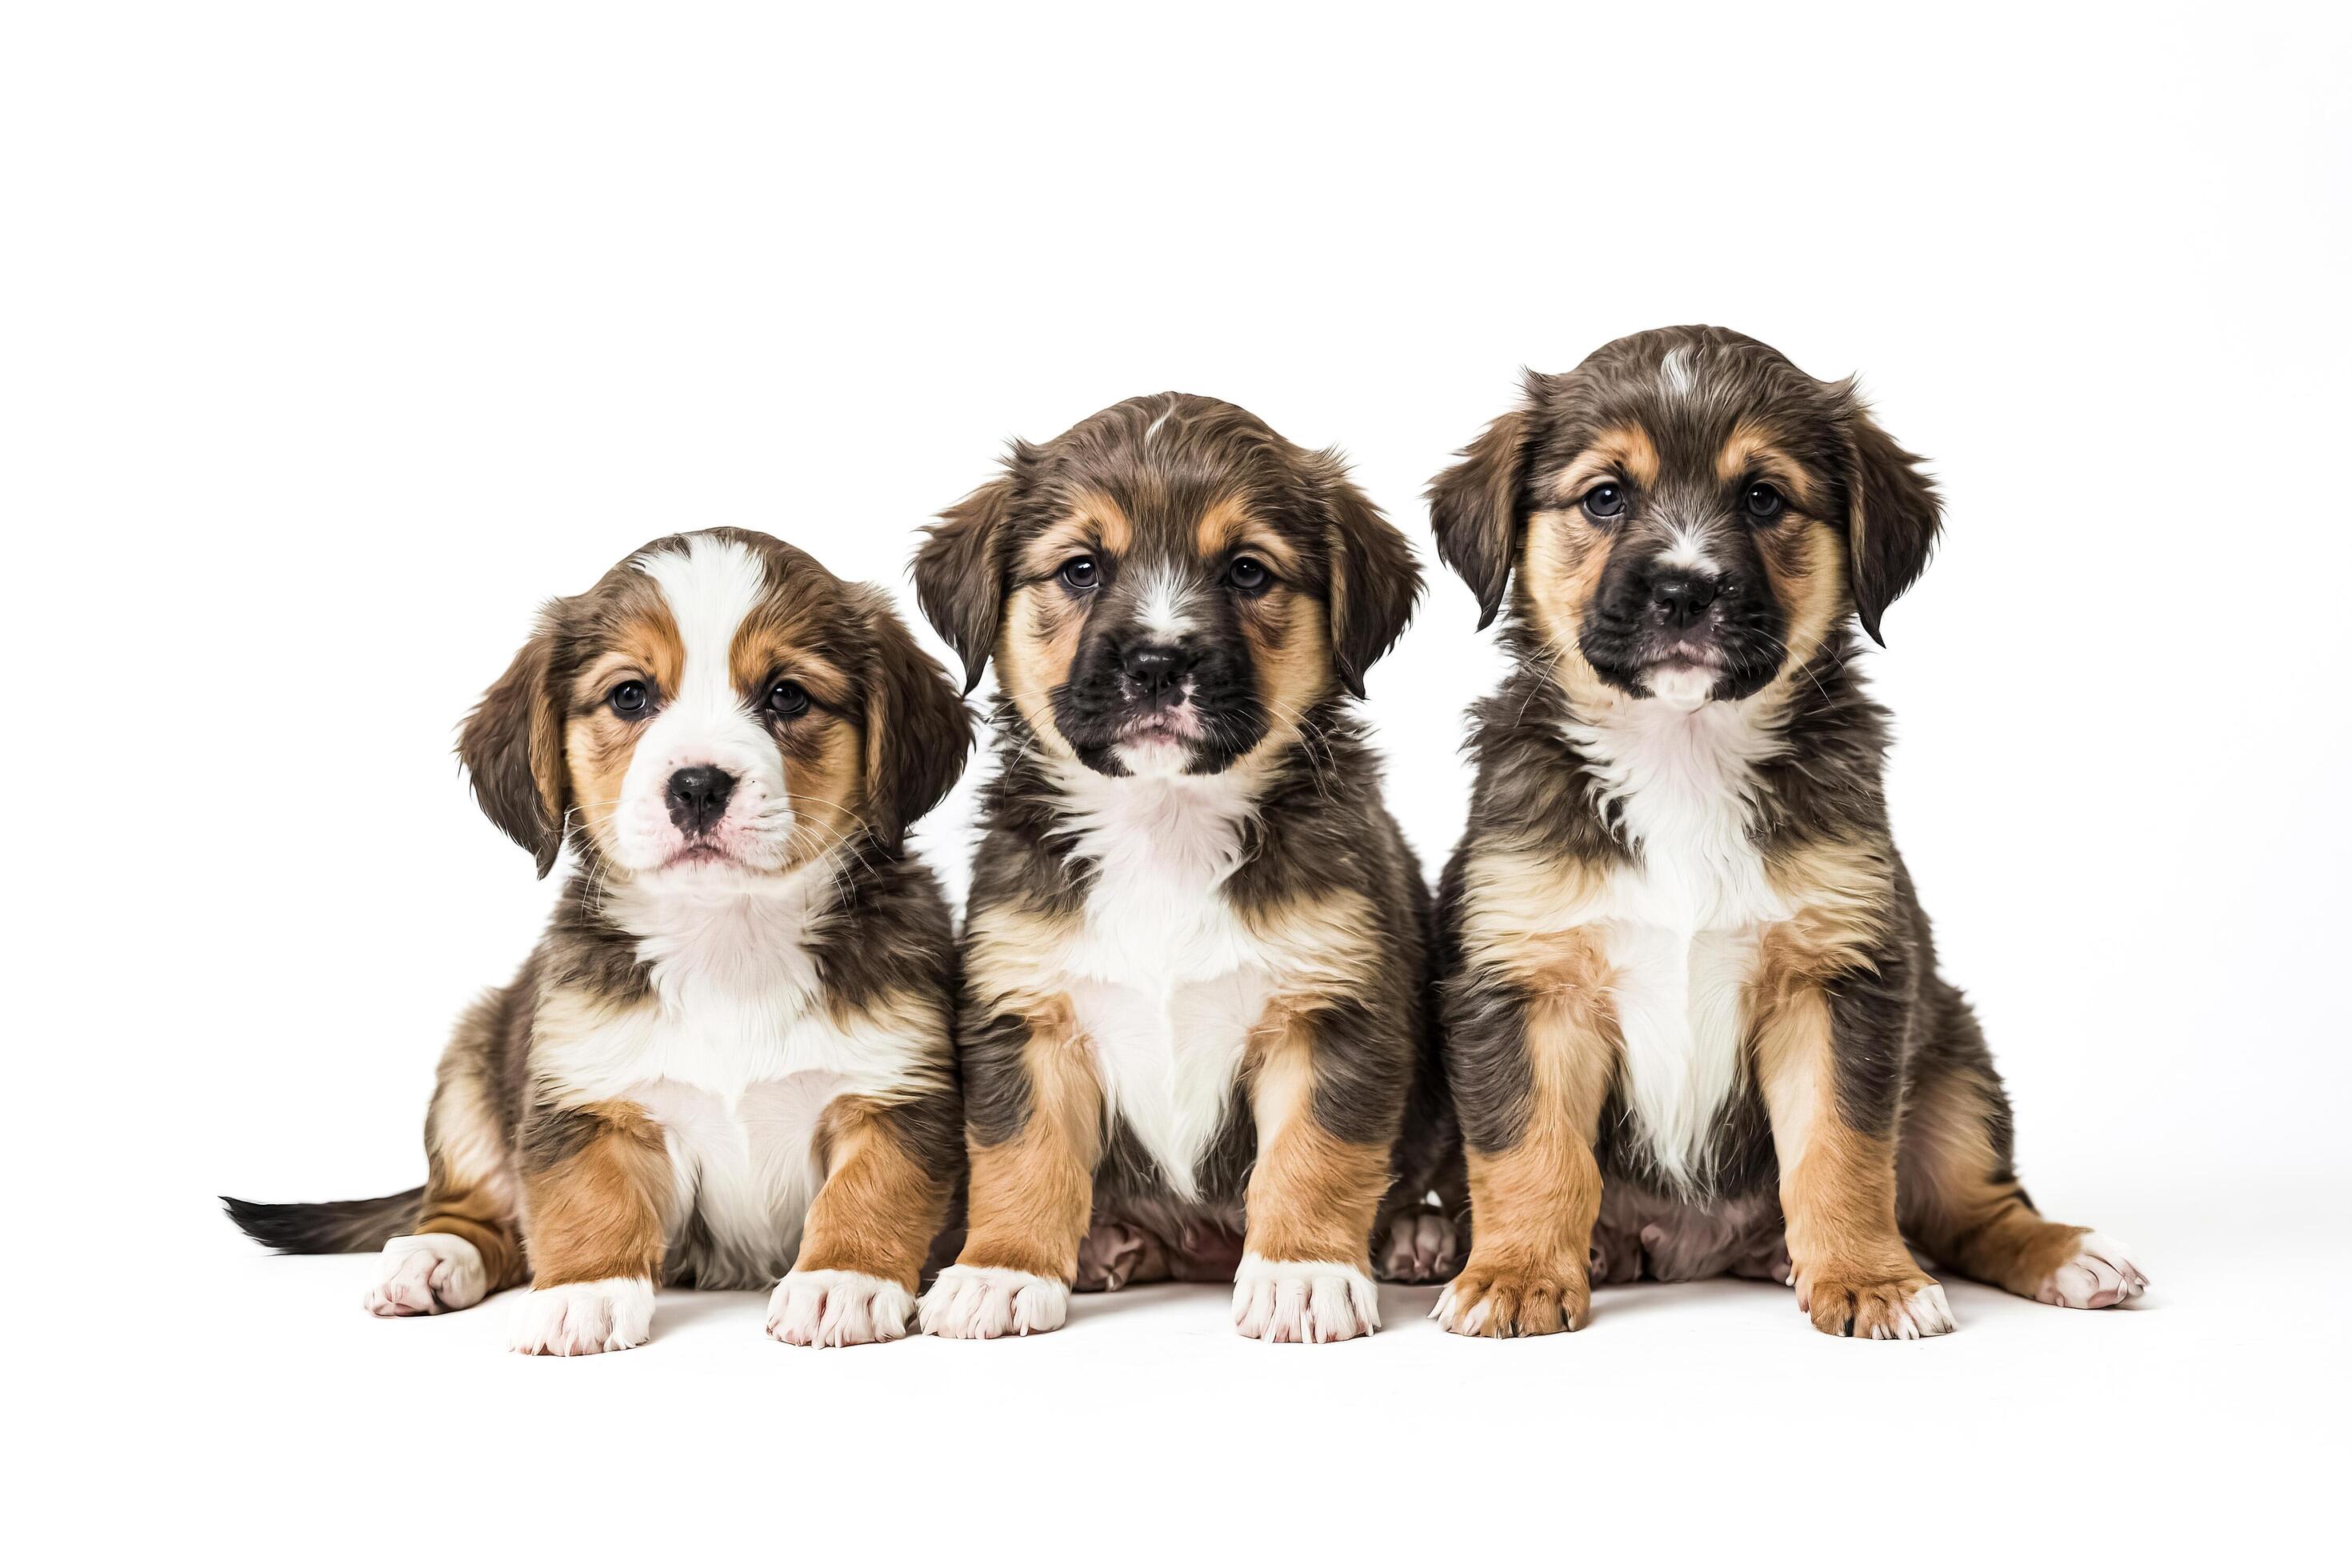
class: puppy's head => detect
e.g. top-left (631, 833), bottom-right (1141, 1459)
top-left (459, 528), bottom-right (969, 882)
top-left (1429, 326), bottom-right (1941, 707)
top-left (914, 394), bottom-right (1418, 778)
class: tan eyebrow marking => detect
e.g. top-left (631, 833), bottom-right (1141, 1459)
top-left (1018, 489), bottom-right (1134, 578)
top-left (1545, 423), bottom-right (1660, 501)
top-left (1194, 494), bottom-right (1300, 574)
top-left (574, 610), bottom-right (683, 707)
top-left (1718, 421), bottom-right (1825, 510)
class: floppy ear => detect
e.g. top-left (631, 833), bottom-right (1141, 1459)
top-left (1841, 391), bottom-right (1944, 646)
top-left (859, 590), bottom-right (974, 852)
top-left (1310, 450), bottom-right (1422, 698)
top-left (457, 610), bottom-right (569, 878)
top-left (1427, 402), bottom-right (1533, 630)
top-left (914, 441), bottom-right (1039, 693)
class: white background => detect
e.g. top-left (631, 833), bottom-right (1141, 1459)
top-left (9, 2), bottom-right (2347, 1561)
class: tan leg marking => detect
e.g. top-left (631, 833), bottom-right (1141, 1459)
top-left (1754, 977), bottom-right (1952, 1339)
top-left (522, 1101), bottom-right (671, 1289)
top-left (793, 1098), bottom-right (951, 1290)
top-left (956, 998), bottom-right (1102, 1283)
top-left (1897, 1067), bottom-right (2130, 1303)
top-left (1440, 930), bottom-right (1618, 1338)
top-left (1242, 1006), bottom-right (1391, 1265)
top-left (414, 1052), bottom-right (526, 1291)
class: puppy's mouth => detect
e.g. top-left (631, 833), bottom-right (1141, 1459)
top-left (1635, 632), bottom-right (1727, 673)
top-left (1115, 701), bottom-right (1206, 746)
top-left (662, 842), bottom-right (742, 869)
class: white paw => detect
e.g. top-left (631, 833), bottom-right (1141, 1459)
top-left (766, 1270), bottom-right (914, 1347)
top-left (2038, 1233), bottom-right (2149, 1309)
top-left (364, 1233), bottom-right (488, 1317)
top-left (1871, 1282), bottom-right (1956, 1340)
top-left (1378, 1210), bottom-right (1460, 1283)
top-left (918, 1265), bottom-right (1070, 1338)
top-left (1232, 1254), bottom-right (1380, 1343)
top-left (508, 1278), bottom-right (654, 1356)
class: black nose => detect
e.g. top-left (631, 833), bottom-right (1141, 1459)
top-left (1119, 642), bottom-right (1196, 698)
top-left (1648, 573), bottom-right (1721, 629)
top-left (665, 766), bottom-right (736, 834)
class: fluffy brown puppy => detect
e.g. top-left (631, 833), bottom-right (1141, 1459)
top-left (227, 527), bottom-right (970, 1354)
top-left (1427, 327), bottom-right (2146, 1338)
top-left (911, 393), bottom-right (1458, 1343)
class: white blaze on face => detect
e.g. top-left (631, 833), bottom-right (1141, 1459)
top-left (1131, 561), bottom-right (1203, 642)
top-left (610, 535), bottom-right (795, 874)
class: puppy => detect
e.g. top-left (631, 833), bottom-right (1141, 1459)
top-left (910, 393), bottom-right (1456, 1343)
top-left (226, 527), bottom-right (970, 1354)
top-left (1426, 327), bottom-right (2147, 1338)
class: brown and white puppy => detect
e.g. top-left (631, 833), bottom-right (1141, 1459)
top-left (226, 527), bottom-right (970, 1354)
top-left (1427, 327), bottom-right (2147, 1338)
top-left (910, 393), bottom-right (1456, 1343)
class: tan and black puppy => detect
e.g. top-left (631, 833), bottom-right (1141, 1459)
top-left (912, 393), bottom-right (1456, 1343)
top-left (1427, 327), bottom-right (2147, 1339)
top-left (227, 527), bottom-right (970, 1354)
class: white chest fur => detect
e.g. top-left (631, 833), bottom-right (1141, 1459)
top-left (538, 864), bottom-right (932, 1284)
top-left (1049, 766), bottom-right (1272, 1202)
top-left (1564, 698), bottom-right (1791, 1191)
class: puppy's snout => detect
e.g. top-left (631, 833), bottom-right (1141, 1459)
top-left (1647, 572), bottom-right (1722, 629)
top-left (1119, 642), bottom-right (1197, 698)
top-left (665, 766), bottom-right (737, 834)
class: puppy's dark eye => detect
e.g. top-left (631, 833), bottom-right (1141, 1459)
top-left (766, 681), bottom-right (810, 718)
top-left (1059, 557), bottom-right (1100, 591)
top-left (1226, 556), bottom-right (1270, 594)
top-left (1744, 484), bottom-right (1786, 521)
top-left (609, 680), bottom-right (650, 717)
top-left (1582, 483), bottom-right (1627, 520)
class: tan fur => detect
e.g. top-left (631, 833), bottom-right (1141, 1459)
top-left (1751, 977), bottom-right (1936, 1336)
top-left (562, 603), bottom-right (685, 854)
top-left (958, 994), bottom-right (1104, 1282)
top-left (1240, 1001), bottom-right (1393, 1264)
top-left (997, 581), bottom-right (1084, 755)
top-left (1545, 423), bottom-right (1661, 497)
top-left (1898, 1066), bottom-right (2087, 1297)
top-left (1449, 928), bottom-right (1619, 1335)
top-left (793, 1097), bottom-right (953, 1288)
top-left (523, 1100), bottom-right (671, 1287)
top-left (1713, 420), bottom-right (1827, 511)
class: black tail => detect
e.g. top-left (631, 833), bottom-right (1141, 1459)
top-left (222, 1187), bottom-right (425, 1254)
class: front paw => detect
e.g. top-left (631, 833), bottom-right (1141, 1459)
top-left (1231, 1254), bottom-right (1380, 1342)
top-left (1798, 1268), bottom-right (1954, 1339)
top-left (766, 1270), bottom-right (914, 1347)
top-left (1432, 1259), bottom-right (1589, 1337)
top-left (509, 1278), bottom-right (655, 1356)
top-left (365, 1233), bottom-right (488, 1316)
top-left (918, 1264), bottom-right (1070, 1338)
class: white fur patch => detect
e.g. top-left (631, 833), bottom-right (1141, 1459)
top-left (919, 1265), bottom-right (1070, 1338)
top-left (1132, 561), bottom-right (1202, 640)
top-left (2038, 1233), bottom-right (2149, 1309)
top-left (510, 1277), bottom-right (656, 1356)
top-left (538, 853), bottom-right (945, 1290)
top-left (1562, 695), bottom-right (1790, 1194)
top-left (1046, 761), bottom-right (1269, 1198)
top-left (1659, 346), bottom-right (1694, 398)
top-left (1230, 1253), bottom-right (1380, 1342)
top-left (364, 1232), bottom-right (488, 1317)
top-left (612, 534), bottom-right (795, 874)
top-left (766, 1270), bottom-right (916, 1346)
top-left (1865, 1282), bottom-right (1954, 1340)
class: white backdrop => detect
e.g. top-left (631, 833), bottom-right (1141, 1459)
top-left (10, 3), bottom-right (2347, 1562)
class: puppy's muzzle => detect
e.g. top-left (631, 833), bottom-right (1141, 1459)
top-left (665, 765), bottom-right (737, 835)
top-left (1118, 640), bottom-right (1198, 702)
top-left (1646, 570), bottom-right (1723, 630)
